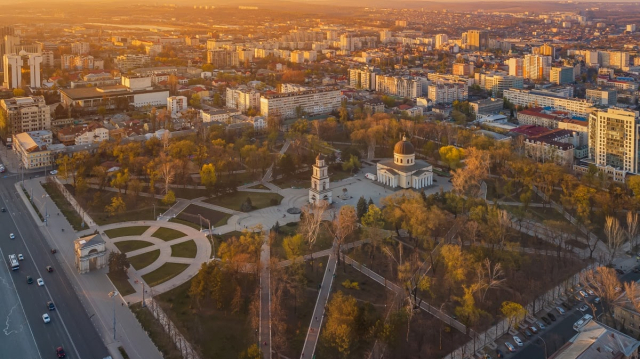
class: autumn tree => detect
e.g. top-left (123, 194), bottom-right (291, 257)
top-left (200, 163), bottom-right (217, 195)
top-left (110, 169), bottom-right (130, 194)
top-left (439, 145), bottom-right (464, 169)
top-left (300, 201), bottom-right (328, 249)
top-left (326, 205), bottom-right (358, 265)
top-left (282, 234), bottom-right (305, 262)
top-left (500, 301), bottom-right (526, 332)
top-left (162, 190), bottom-right (176, 205)
top-left (105, 196), bottom-right (126, 216)
top-left (322, 291), bottom-right (359, 358)
top-left (604, 216), bottom-right (626, 265)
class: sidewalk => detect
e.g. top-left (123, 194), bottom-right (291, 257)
top-left (18, 178), bottom-right (163, 359)
top-left (259, 232), bottom-right (271, 359)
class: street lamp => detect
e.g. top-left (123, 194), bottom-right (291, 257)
top-left (108, 290), bottom-right (119, 340)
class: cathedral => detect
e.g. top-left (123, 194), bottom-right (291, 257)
top-left (376, 135), bottom-right (433, 189)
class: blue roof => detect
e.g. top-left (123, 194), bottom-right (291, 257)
top-left (571, 116), bottom-right (587, 121)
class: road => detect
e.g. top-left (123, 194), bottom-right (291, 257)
top-left (0, 173), bottom-right (109, 359)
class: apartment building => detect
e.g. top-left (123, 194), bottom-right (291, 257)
top-left (517, 108), bottom-right (563, 128)
top-left (475, 73), bottom-right (524, 96)
top-left (41, 51), bottom-right (54, 67)
top-left (167, 96), bottom-right (187, 115)
top-left (427, 82), bottom-right (468, 104)
top-left (348, 67), bottom-right (377, 90)
top-left (363, 99), bottom-right (385, 114)
top-left (207, 49), bottom-right (239, 68)
top-left (588, 107), bottom-right (640, 174)
top-left (523, 55), bottom-right (552, 80)
top-left (0, 96), bottom-right (51, 136)
top-left (435, 34), bottom-right (449, 49)
top-left (61, 54), bottom-right (95, 71)
top-left (467, 30), bottom-right (488, 51)
top-left (503, 89), bottom-right (595, 117)
top-left (200, 108), bottom-right (241, 123)
top-left (586, 88), bottom-right (617, 106)
top-left (524, 130), bottom-right (575, 166)
top-left (13, 130), bottom-right (54, 169)
top-left (452, 63), bottom-right (474, 76)
top-left (508, 58), bottom-right (523, 77)
top-left (375, 75), bottom-right (422, 98)
top-left (260, 87), bottom-right (341, 119)
top-left (71, 42), bottom-right (90, 55)
top-left (226, 87), bottom-right (261, 112)
top-left (469, 98), bottom-right (504, 119)
top-left (550, 67), bottom-right (574, 85)
top-left (114, 54), bottom-right (150, 72)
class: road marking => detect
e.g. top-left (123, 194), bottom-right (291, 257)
top-left (0, 245), bottom-right (42, 359)
top-left (0, 192), bottom-right (82, 359)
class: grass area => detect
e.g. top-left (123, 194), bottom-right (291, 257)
top-left (218, 171), bottom-right (259, 186)
top-left (246, 183), bottom-right (269, 190)
top-left (142, 262), bottom-right (190, 287)
top-left (177, 204), bottom-right (232, 228)
top-left (107, 272), bottom-right (136, 296)
top-left (170, 240), bottom-right (197, 258)
top-left (130, 303), bottom-right (183, 359)
top-left (154, 280), bottom-right (254, 359)
top-left (118, 347), bottom-right (130, 359)
top-left (113, 240), bottom-right (154, 253)
top-left (169, 218), bottom-right (201, 230)
top-left (273, 168), bottom-right (312, 189)
top-left (171, 187), bottom-right (209, 200)
top-left (151, 227), bottom-right (186, 241)
top-left (271, 222), bottom-right (334, 261)
top-left (104, 226), bottom-right (150, 238)
top-left (22, 186), bottom-right (44, 221)
top-left (214, 230), bottom-right (243, 242)
top-left (129, 249), bottom-right (161, 270)
top-left (205, 192), bottom-right (283, 212)
top-left (41, 182), bottom-right (84, 230)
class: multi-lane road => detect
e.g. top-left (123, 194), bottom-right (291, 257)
top-left (0, 172), bottom-right (109, 359)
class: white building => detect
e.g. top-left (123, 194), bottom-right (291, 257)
top-left (226, 87), bottom-right (261, 112)
top-left (71, 42), bottom-right (90, 55)
top-left (588, 108), bottom-right (640, 174)
top-left (309, 153), bottom-right (332, 204)
top-left (376, 136), bottom-right (433, 189)
top-left (427, 82), bottom-right (468, 104)
top-left (0, 96), bottom-right (51, 135)
top-left (114, 54), bottom-right (150, 72)
top-left (3, 52), bottom-right (42, 89)
top-left (523, 55), bottom-right (552, 80)
top-left (12, 130), bottom-right (53, 169)
top-left (74, 234), bottom-right (107, 274)
top-left (503, 89), bottom-right (594, 117)
top-left (260, 87), bottom-right (341, 119)
top-left (200, 108), bottom-right (241, 123)
top-left (349, 67), bottom-right (377, 90)
top-left (475, 73), bottom-right (523, 96)
top-left (167, 96), bottom-right (187, 115)
top-left (75, 126), bottom-right (109, 145)
top-left (375, 75), bottom-right (422, 98)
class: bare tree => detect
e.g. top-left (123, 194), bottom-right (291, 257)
top-left (626, 212), bottom-right (639, 252)
top-left (326, 205), bottom-right (357, 266)
top-left (581, 267), bottom-right (623, 324)
top-left (604, 216), bottom-right (626, 265)
top-left (475, 258), bottom-right (506, 302)
top-left (157, 154), bottom-right (177, 195)
top-left (300, 200), bottom-right (328, 249)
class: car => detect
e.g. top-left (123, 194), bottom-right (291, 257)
top-left (616, 269), bottom-right (625, 275)
top-left (574, 294), bottom-right (583, 301)
top-left (50, 170), bottom-right (58, 175)
top-left (47, 301), bottom-right (55, 311)
top-left (37, 278), bottom-right (44, 286)
top-left (529, 326), bottom-right (538, 334)
top-left (556, 306), bottom-right (566, 315)
top-left (56, 347), bottom-right (66, 358)
top-left (9, 233), bottom-right (14, 239)
top-left (513, 336), bottom-right (523, 346)
top-left (522, 329), bottom-right (532, 338)
top-left (580, 290), bottom-right (589, 298)
top-left (548, 313), bottom-right (557, 321)
top-left (46, 266), bottom-right (53, 272)
top-left (586, 289), bottom-right (595, 295)
top-left (634, 268), bottom-right (640, 273)
top-left (562, 302), bottom-right (572, 310)
top-left (1, 207), bottom-right (5, 212)
top-left (42, 313), bottom-right (50, 323)
top-left (594, 297), bottom-right (601, 304)
top-left (496, 349), bottom-right (504, 358)
top-left (26, 276), bottom-right (33, 284)
top-left (536, 321), bottom-right (546, 330)
top-left (505, 341), bottom-right (516, 352)
top-left (542, 317), bottom-right (552, 325)
top-left (579, 304), bottom-right (589, 312)
top-left (17, 254), bottom-right (23, 261)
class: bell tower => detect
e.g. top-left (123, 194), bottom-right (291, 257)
top-left (308, 153), bottom-right (332, 204)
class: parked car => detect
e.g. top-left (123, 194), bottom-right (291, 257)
top-left (1, 208), bottom-right (5, 212)
top-left (562, 302), bottom-right (572, 310)
top-left (579, 290), bottom-right (589, 298)
top-left (574, 294), bottom-right (583, 301)
top-left (46, 266), bottom-right (53, 272)
top-left (542, 317), bottom-right (551, 325)
top-left (9, 233), bottom-right (14, 239)
top-left (522, 329), bottom-right (533, 338)
top-left (548, 313), bottom-right (557, 321)
top-left (536, 321), bottom-right (546, 330)
top-left (556, 306), bottom-right (566, 315)
top-left (579, 304), bottom-right (589, 312)
top-left (529, 326), bottom-right (538, 334)
top-left (586, 289), bottom-right (595, 296)
top-left (37, 278), bottom-right (44, 286)
top-left (594, 297), bottom-right (601, 304)
top-left (513, 336), bottom-right (523, 346)
top-left (505, 342), bottom-right (516, 352)
top-left (496, 349), bottom-right (504, 358)
top-left (17, 254), bottom-right (23, 261)
top-left (633, 267), bottom-right (640, 273)
top-left (616, 269), bottom-right (625, 275)
top-left (50, 170), bottom-right (58, 175)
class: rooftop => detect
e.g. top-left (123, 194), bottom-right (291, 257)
top-left (550, 321), bottom-right (640, 359)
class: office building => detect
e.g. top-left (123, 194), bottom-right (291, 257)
top-left (167, 96), bottom-right (187, 115)
top-left (588, 108), bottom-right (640, 174)
top-left (207, 49), bottom-right (239, 68)
top-left (550, 67), bottom-right (575, 85)
top-left (427, 82), bottom-right (468, 104)
top-left (586, 88), bottom-right (617, 106)
top-left (0, 96), bottom-right (51, 136)
top-left (504, 89), bottom-right (594, 117)
top-left (475, 72), bottom-right (523, 96)
top-left (260, 87), bottom-right (341, 119)
top-left (12, 130), bottom-right (54, 169)
top-left (3, 52), bottom-right (42, 89)
top-left (467, 30), bottom-right (489, 51)
top-left (523, 55), bottom-right (552, 81)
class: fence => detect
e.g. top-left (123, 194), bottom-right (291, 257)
top-left (144, 298), bottom-right (201, 359)
top-left (49, 177), bottom-right (96, 227)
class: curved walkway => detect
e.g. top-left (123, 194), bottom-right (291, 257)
top-left (92, 220), bottom-right (212, 302)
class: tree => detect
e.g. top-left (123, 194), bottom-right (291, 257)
top-left (341, 155), bottom-right (361, 174)
top-left (282, 234), bottom-right (305, 261)
top-left (501, 301), bottom-right (526, 332)
top-left (240, 344), bottom-right (262, 359)
top-left (108, 252), bottom-right (130, 277)
top-left (356, 196), bottom-right (368, 220)
top-left (441, 244), bottom-right (468, 284)
top-left (200, 163), bottom-right (217, 194)
top-left (627, 212), bottom-right (640, 252)
top-left (322, 291), bottom-right (359, 358)
top-left (163, 190), bottom-right (176, 205)
top-left (327, 205), bottom-right (358, 265)
top-left (97, 106), bottom-right (107, 119)
top-left (110, 169), bottom-right (130, 194)
top-left (300, 201), bottom-right (328, 249)
top-left (604, 216), bottom-right (626, 265)
top-left (439, 146), bottom-right (464, 169)
top-left (105, 196), bottom-right (126, 216)
top-left (127, 179), bottom-right (143, 198)
top-left (12, 88), bottom-right (25, 97)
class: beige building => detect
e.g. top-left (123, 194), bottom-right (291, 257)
top-left (523, 54), bottom-right (552, 80)
top-left (475, 73), bottom-right (523, 96)
top-left (588, 108), bottom-right (640, 174)
top-left (74, 234), bottom-right (107, 274)
top-left (1, 96), bottom-right (51, 136)
top-left (549, 320), bottom-right (639, 359)
top-left (452, 63), bottom-right (474, 76)
top-left (12, 130), bottom-right (53, 169)
top-left (427, 82), bottom-right (468, 104)
top-left (260, 87), bottom-right (341, 119)
top-left (504, 89), bottom-right (595, 117)
top-left (376, 136), bottom-right (433, 189)
top-left (308, 153), bottom-right (332, 205)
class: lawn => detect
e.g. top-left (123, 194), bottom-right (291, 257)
top-left (153, 280), bottom-right (254, 359)
top-left (41, 182), bottom-right (85, 230)
top-left (177, 204), bottom-right (232, 228)
top-left (151, 227), bottom-right (186, 241)
top-left (105, 226), bottom-right (150, 238)
top-left (107, 272), bottom-right (136, 297)
top-left (114, 240), bottom-right (154, 253)
top-left (171, 240), bottom-right (197, 258)
top-left (205, 192), bottom-right (283, 212)
top-left (129, 249), bottom-right (161, 270)
top-left (271, 222), bottom-right (334, 261)
top-left (142, 262), bottom-right (190, 287)
top-left (170, 187), bottom-right (209, 200)
top-left (169, 218), bottom-right (201, 230)
top-left (217, 171), bottom-right (259, 186)
top-left (274, 168), bottom-right (312, 189)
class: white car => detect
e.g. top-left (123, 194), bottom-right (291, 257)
top-left (50, 170), bottom-right (58, 175)
top-left (556, 306), bottom-right (566, 315)
top-left (37, 278), bottom-right (44, 286)
top-left (536, 321), bottom-right (546, 330)
top-left (579, 290), bottom-right (588, 298)
top-left (42, 313), bottom-right (50, 323)
top-left (9, 233), bottom-right (15, 239)
top-left (505, 341), bottom-right (516, 352)
top-left (513, 336), bottom-right (523, 346)
top-left (17, 254), bottom-right (23, 261)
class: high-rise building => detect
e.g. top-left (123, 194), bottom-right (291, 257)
top-left (349, 67), bottom-right (377, 90)
top-left (207, 49), bottom-right (239, 68)
top-left (627, 24), bottom-right (637, 32)
top-left (586, 88), bottom-right (617, 106)
top-left (550, 67), bottom-right (575, 85)
top-left (0, 96), bottom-right (51, 136)
top-left (452, 63), bottom-right (474, 76)
top-left (71, 42), bottom-right (90, 55)
top-left (475, 72), bottom-right (523, 96)
top-left (380, 30), bottom-right (392, 43)
top-left (536, 43), bottom-right (555, 58)
top-left (226, 87), bottom-right (261, 112)
top-left (467, 30), bottom-right (489, 51)
top-left (260, 87), bottom-right (341, 119)
top-left (167, 96), bottom-right (187, 115)
top-left (3, 52), bottom-right (42, 89)
top-left (508, 58), bottom-right (523, 77)
top-left (0, 26), bottom-right (15, 71)
top-left (375, 75), bottom-right (422, 98)
top-left (588, 108), bottom-right (640, 174)
top-left (523, 55), bottom-right (552, 81)
top-left (339, 34), bottom-right (355, 52)
top-left (427, 82), bottom-right (468, 104)
top-left (435, 34), bottom-right (449, 49)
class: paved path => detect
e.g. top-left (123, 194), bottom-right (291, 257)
top-left (300, 249), bottom-right (338, 359)
top-left (259, 232), bottom-right (271, 359)
top-left (262, 140), bottom-right (290, 183)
